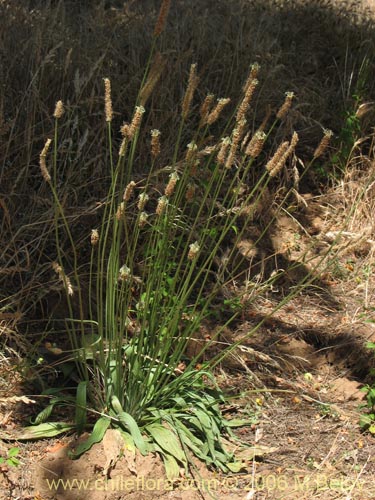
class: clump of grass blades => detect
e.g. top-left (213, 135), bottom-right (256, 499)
top-left (31, 56), bottom-right (338, 478)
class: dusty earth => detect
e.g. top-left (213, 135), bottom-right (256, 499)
top-left (1, 186), bottom-right (375, 500)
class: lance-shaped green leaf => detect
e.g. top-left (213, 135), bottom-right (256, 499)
top-left (146, 423), bottom-right (186, 465)
top-left (70, 417), bottom-right (110, 458)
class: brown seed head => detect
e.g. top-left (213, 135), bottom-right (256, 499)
top-left (118, 264), bottom-right (131, 282)
top-left (128, 106), bottom-right (145, 140)
top-left (237, 78), bottom-right (258, 122)
top-left (190, 159), bottom-right (200, 176)
top-left (268, 132), bottom-right (299, 177)
top-left (224, 148), bottom-right (237, 169)
top-left (123, 181), bottom-right (136, 202)
top-left (313, 128), bottom-right (333, 159)
top-left (119, 138), bottom-right (127, 158)
top-left (137, 193), bottom-right (149, 211)
top-left (225, 119), bottom-right (247, 169)
top-left (265, 141), bottom-right (290, 175)
top-left (139, 211), bottom-right (148, 228)
top-left (151, 129), bottom-right (161, 158)
top-left (234, 119), bottom-right (247, 144)
top-left (276, 91), bottom-right (295, 120)
top-left (52, 262), bottom-right (62, 274)
top-left (153, 0), bottom-right (171, 37)
top-left (289, 131), bottom-right (299, 150)
top-left (268, 161), bottom-right (285, 178)
top-left (156, 195), bottom-right (168, 216)
top-left (91, 229), bottom-right (99, 246)
top-left (52, 262), bottom-right (73, 296)
top-left (188, 241), bottom-right (200, 260)
top-left (217, 137), bottom-right (231, 165)
top-left (103, 78), bottom-right (113, 122)
top-left (120, 123), bottom-right (130, 138)
top-left (199, 93), bottom-right (215, 126)
top-left (39, 138), bottom-right (52, 182)
top-left (185, 183), bottom-right (196, 202)
top-left (165, 171), bottom-right (179, 197)
top-left (53, 100), bottom-right (64, 119)
top-left (186, 141), bottom-right (198, 162)
top-left (245, 130), bottom-right (267, 158)
top-left (206, 98), bottom-right (231, 126)
top-left (182, 63), bottom-right (199, 120)
top-left (116, 201), bottom-right (126, 220)
top-left (242, 63), bottom-right (260, 93)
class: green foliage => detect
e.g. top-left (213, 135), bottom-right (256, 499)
top-left (359, 384), bottom-right (375, 435)
top-left (0, 447), bottom-right (20, 468)
top-left (360, 339), bottom-right (375, 434)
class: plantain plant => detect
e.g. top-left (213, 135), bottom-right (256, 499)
top-left (27, 0), bottom-right (340, 479)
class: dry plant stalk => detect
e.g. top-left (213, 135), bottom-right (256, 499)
top-left (259, 105), bottom-right (272, 132)
top-left (139, 52), bottom-right (166, 106)
top-left (103, 78), bottom-right (113, 122)
top-left (53, 100), bottom-right (64, 119)
top-left (197, 145), bottom-right (217, 157)
top-left (293, 165), bottom-right (300, 190)
top-left (182, 63), bottom-right (199, 119)
top-left (153, 0), bottom-right (171, 37)
top-left (314, 128), bottom-right (333, 158)
top-left (39, 138), bottom-right (52, 182)
top-left (241, 130), bottom-right (251, 151)
top-left (52, 262), bottom-right (73, 296)
top-left (190, 160), bottom-right (200, 176)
